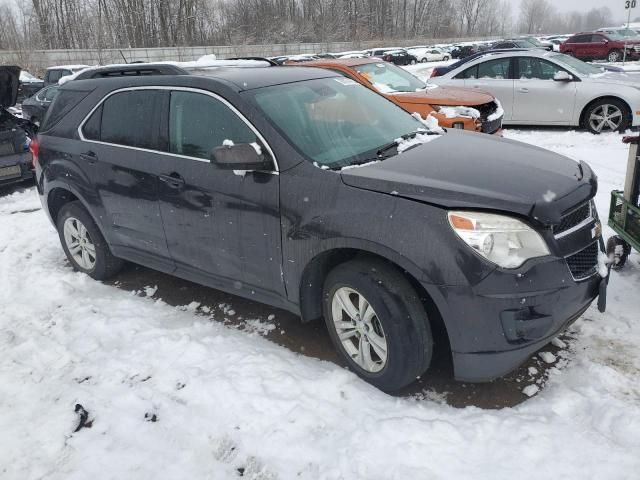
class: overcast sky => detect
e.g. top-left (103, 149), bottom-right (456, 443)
top-left (510, 0), bottom-right (632, 22)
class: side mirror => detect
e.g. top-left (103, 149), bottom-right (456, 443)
top-left (210, 143), bottom-right (271, 171)
top-left (553, 71), bottom-right (572, 82)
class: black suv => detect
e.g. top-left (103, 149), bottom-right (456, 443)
top-left (1, 66), bottom-right (36, 187)
top-left (35, 65), bottom-right (606, 391)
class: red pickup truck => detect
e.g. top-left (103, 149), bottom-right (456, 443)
top-left (560, 32), bottom-right (640, 62)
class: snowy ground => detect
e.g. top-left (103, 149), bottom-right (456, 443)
top-left (1, 129), bottom-right (639, 479)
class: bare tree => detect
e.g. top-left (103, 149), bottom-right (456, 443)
top-left (519, 0), bottom-right (554, 34)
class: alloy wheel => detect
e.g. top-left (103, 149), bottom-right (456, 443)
top-left (331, 287), bottom-right (388, 373)
top-left (63, 217), bottom-right (97, 270)
top-left (589, 104), bottom-right (623, 133)
top-left (608, 51), bottom-right (621, 62)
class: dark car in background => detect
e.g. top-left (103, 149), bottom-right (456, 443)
top-left (560, 32), bottom-right (640, 62)
top-left (17, 71), bottom-right (44, 103)
top-left (492, 39), bottom-right (540, 50)
top-left (515, 37), bottom-right (553, 51)
top-left (381, 49), bottom-right (418, 65)
top-left (0, 66), bottom-right (35, 187)
top-left (34, 65), bottom-right (605, 392)
top-left (451, 45), bottom-right (480, 59)
top-left (43, 65), bottom-right (89, 86)
top-left (21, 85), bottom-right (59, 125)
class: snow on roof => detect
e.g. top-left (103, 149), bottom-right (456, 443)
top-left (57, 55), bottom-right (271, 85)
top-left (46, 64), bottom-right (90, 71)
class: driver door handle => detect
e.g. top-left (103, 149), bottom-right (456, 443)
top-left (518, 87), bottom-right (530, 93)
top-left (159, 172), bottom-right (185, 189)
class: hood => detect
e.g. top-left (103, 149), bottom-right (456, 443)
top-left (0, 66), bottom-right (20, 107)
top-left (340, 130), bottom-right (596, 226)
top-left (584, 71), bottom-right (640, 86)
top-left (391, 85), bottom-right (494, 107)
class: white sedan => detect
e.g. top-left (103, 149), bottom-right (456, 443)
top-left (429, 50), bottom-right (640, 133)
top-left (407, 48), bottom-right (451, 63)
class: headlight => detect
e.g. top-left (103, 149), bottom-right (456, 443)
top-left (448, 211), bottom-right (550, 269)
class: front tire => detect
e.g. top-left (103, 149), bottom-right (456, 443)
top-left (410, 59), bottom-right (417, 65)
top-left (322, 259), bottom-right (433, 391)
top-left (608, 49), bottom-right (622, 63)
top-left (583, 98), bottom-right (630, 134)
top-left (56, 201), bottom-right (123, 280)
top-left (443, 56), bottom-right (450, 61)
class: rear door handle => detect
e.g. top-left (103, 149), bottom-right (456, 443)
top-left (518, 88), bottom-right (529, 93)
top-left (80, 151), bottom-right (97, 164)
top-left (159, 172), bottom-right (185, 189)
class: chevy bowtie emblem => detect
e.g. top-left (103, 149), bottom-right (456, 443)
top-left (592, 222), bottom-right (602, 239)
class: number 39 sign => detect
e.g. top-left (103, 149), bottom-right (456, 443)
top-left (626, 0), bottom-right (637, 8)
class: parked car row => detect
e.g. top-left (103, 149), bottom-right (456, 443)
top-left (29, 60), bottom-right (607, 392)
top-left (430, 49), bottom-right (640, 134)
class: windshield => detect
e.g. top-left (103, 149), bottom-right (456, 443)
top-left (250, 77), bottom-right (426, 168)
top-left (352, 62), bottom-right (426, 93)
top-left (605, 31), bottom-right (626, 40)
top-left (525, 37), bottom-right (543, 46)
top-left (550, 54), bottom-right (603, 76)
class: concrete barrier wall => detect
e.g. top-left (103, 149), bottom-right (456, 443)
top-left (0, 37), bottom-right (497, 74)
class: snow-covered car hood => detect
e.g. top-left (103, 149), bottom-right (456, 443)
top-left (340, 130), bottom-right (596, 226)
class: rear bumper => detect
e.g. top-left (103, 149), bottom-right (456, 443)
top-left (430, 257), bottom-right (601, 382)
top-left (0, 152), bottom-right (33, 186)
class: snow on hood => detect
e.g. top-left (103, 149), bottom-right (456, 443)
top-left (437, 106), bottom-right (480, 119)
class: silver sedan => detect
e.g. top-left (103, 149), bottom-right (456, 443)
top-left (429, 50), bottom-right (640, 133)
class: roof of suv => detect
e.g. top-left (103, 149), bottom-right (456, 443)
top-left (65, 65), bottom-right (340, 92)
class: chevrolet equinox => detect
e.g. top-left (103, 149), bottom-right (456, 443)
top-left (34, 66), bottom-right (606, 391)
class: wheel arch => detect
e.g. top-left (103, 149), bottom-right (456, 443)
top-left (46, 186), bottom-right (109, 240)
top-left (298, 247), bottom-right (453, 356)
top-left (579, 95), bottom-right (632, 129)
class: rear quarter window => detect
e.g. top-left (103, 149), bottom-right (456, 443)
top-left (40, 89), bottom-right (90, 131)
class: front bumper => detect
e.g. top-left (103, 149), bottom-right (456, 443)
top-left (432, 256), bottom-right (601, 382)
top-left (0, 152), bottom-right (33, 186)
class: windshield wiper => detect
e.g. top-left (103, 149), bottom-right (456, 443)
top-left (375, 129), bottom-right (436, 157)
top-left (333, 130), bottom-right (436, 170)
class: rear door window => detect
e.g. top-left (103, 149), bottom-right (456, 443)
top-left (477, 58), bottom-right (512, 79)
top-left (99, 90), bottom-right (164, 150)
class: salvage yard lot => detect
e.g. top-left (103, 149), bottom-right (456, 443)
top-left (1, 128), bottom-right (639, 479)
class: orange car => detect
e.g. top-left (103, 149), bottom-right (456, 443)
top-left (289, 58), bottom-right (503, 134)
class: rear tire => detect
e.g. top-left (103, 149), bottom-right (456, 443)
top-left (410, 59), bottom-right (417, 65)
top-left (56, 201), bottom-right (123, 280)
top-left (421, 58), bottom-right (428, 63)
top-left (608, 49), bottom-right (622, 63)
top-left (322, 259), bottom-right (433, 391)
top-left (583, 98), bottom-right (631, 134)
top-left (443, 56), bottom-right (450, 61)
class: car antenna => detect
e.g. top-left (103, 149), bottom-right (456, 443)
top-left (119, 50), bottom-right (128, 64)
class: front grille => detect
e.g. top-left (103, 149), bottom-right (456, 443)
top-left (555, 202), bottom-right (591, 236)
top-left (566, 241), bottom-right (598, 280)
